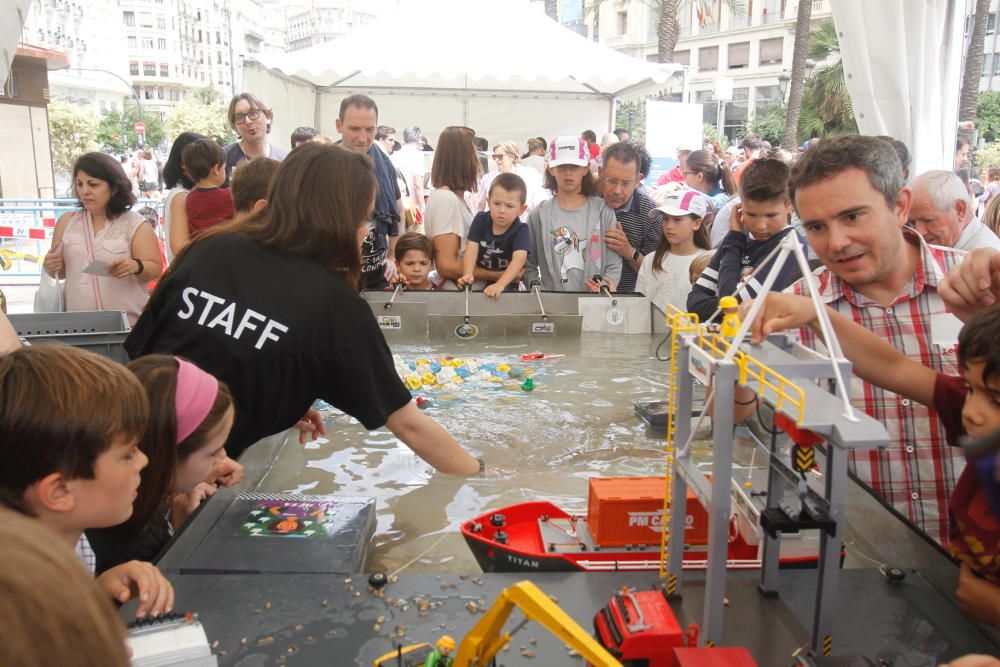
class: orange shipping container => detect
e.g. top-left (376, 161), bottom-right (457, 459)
top-left (587, 477), bottom-right (709, 548)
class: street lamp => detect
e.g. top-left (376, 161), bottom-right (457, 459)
top-left (777, 70), bottom-right (791, 102)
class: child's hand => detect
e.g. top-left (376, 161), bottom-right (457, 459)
top-left (96, 561), bottom-right (175, 618)
top-left (456, 273), bottom-right (475, 288)
top-left (170, 482), bottom-right (217, 529)
top-left (956, 564), bottom-right (1000, 627)
top-left (747, 293), bottom-right (819, 344)
top-left (211, 456), bottom-right (243, 487)
top-left (730, 204), bottom-right (745, 232)
top-left (939, 247), bottom-right (1000, 323)
top-left (107, 257), bottom-right (141, 279)
top-left (484, 284), bottom-right (504, 299)
top-left (586, 275), bottom-right (616, 293)
top-left (294, 408), bottom-right (326, 444)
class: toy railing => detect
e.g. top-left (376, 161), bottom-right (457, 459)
top-left (695, 331), bottom-right (806, 425)
top-left (659, 306), bottom-right (701, 578)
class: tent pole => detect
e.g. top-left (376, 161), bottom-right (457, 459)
top-left (610, 96), bottom-right (618, 131)
top-left (313, 88), bottom-right (322, 134)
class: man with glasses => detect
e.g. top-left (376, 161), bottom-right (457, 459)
top-left (599, 142), bottom-right (662, 293)
top-left (224, 92), bottom-right (287, 184)
top-left (336, 94), bottom-right (402, 290)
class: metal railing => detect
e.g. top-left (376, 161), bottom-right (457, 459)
top-left (0, 198), bottom-right (163, 278)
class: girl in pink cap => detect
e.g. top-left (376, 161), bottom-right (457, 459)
top-left (87, 355), bottom-right (239, 572)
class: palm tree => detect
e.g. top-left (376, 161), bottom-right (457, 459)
top-left (655, 0), bottom-right (743, 63)
top-left (781, 0), bottom-right (812, 150)
top-left (959, 0), bottom-right (990, 137)
top-left (798, 19), bottom-right (857, 140)
top-left (544, 0), bottom-right (558, 22)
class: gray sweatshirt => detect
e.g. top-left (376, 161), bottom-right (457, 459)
top-left (523, 197), bottom-right (623, 291)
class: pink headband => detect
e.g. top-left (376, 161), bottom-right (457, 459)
top-left (174, 358), bottom-right (219, 443)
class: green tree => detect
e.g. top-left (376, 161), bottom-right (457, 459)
top-left (164, 97), bottom-right (232, 146)
top-left (959, 0), bottom-right (991, 141)
top-left (654, 0), bottom-right (743, 63)
top-left (781, 0), bottom-right (811, 149)
top-left (798, 19), bottom-right (857, 141)
top-left (742, 102), bottom-right (785, 147)
top-left (95, 109), bottom-right (165, 151)
top-left (616, 99), bottom-right (647, 140)
top-left (973, 142), bottom-right (1000, 172)
top-left (48, 99), bottom-right (98, 173)
top-left (977, 91), bottom-right (1000, 143)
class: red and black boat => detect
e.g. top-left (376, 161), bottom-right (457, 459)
top-left (461, 476), bottom-right (822, 572)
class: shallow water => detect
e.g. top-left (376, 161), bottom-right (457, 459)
top-left (254, 333), bottom-right (709, 574)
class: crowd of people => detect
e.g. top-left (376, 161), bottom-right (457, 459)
top-left (3, 87), bottom-right (1000, 661)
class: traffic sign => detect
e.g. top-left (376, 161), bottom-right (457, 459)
top-left (134, 121), bottom-right (146, 134)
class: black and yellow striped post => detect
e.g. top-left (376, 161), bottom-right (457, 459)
top-left (792, 444), bottom-right (815, 473)
top-left (666, 574), bottom-right (677, 596)
top-left (822, 634), bottom-right (833, 656)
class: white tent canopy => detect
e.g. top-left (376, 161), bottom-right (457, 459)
top-left (243, 0), bottom-right (682, 148)
top-left (830, 0), bottom-right (964, 175)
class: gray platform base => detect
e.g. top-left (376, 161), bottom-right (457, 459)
top-left (122, 569), bottom-right (999, 666)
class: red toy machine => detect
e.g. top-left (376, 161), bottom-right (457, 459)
top-left (593, 587), bottom-right (699, 667)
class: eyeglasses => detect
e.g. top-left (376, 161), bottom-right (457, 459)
top-left (603, 177), bottom-right (635, 189)
top-left (492, 153), bottom-right (508, 161)
top-left (234, 109), bottom-right (262, 124)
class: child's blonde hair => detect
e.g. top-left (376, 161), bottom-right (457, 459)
top-left (0, 506), bottom-right (130, 666)
top-left (689, 250), bottom-right (715, 284)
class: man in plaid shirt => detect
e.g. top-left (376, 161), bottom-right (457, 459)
top-left (785, 135), bottom-right (966, 544)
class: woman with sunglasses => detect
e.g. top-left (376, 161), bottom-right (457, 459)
top-left (223, 92), bottom-right (288, 182)
top-left (475, 141), bottom-right (543, 213)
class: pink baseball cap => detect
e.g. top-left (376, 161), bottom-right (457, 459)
top-left (548, 136), bottom-right (589, 167)
top-left (649, 188), bottom-right (709, 219)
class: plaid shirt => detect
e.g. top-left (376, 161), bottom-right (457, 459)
top-left (75, 533), bottom-right (96, 575)
top-left (787, 230), bottom-right (966, 544)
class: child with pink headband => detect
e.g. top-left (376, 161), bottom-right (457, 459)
top-left (88, 355), bottom-right (239, 573)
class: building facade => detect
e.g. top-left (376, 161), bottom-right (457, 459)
top-left (22, 0), bottom-right (132, 116)
top-left (284, 1), bottom-right (381, 52)
top-left (593, 0), bottom-right (833, 140)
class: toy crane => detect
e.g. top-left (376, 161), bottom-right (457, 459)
top-left (660, 233), bottom-right (889, 657)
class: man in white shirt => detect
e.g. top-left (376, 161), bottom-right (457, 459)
top-left (909, 169), bottom-right (1000, 251)
top-left (392, 126), bottom-right (427, 217)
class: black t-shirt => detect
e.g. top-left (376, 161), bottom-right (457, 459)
top-left (125, 233), bottom-right (412, 459)
top-left (467, 212), bottom-right (530, 273)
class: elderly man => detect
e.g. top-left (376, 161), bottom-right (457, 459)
top-left (786, 135), bottom-right (966, 545)
top-left (600, 141), bottom-right (662, 293)
top-left (909, 169), bottom-right (1000, 252)
top-left (336, 94), bottom-right (402, 290)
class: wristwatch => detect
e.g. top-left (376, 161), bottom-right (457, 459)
top-left (630, 248), bottom-right (640, 261)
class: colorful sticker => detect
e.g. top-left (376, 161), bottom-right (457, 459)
top-left (551, 226), bottom-right (577, 254)
top-left (238, 501), bottom-right (338, 539)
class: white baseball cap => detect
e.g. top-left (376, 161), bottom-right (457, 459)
top-left (649, 188), bottom-right (709, 219)
top-left (548, 136), bottom-right (589, 167)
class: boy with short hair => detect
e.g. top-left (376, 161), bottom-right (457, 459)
top-left (231, 157), bottom-right (279, 215)
top-left (752, 293), bottom-right (1000, 628)
top-left (458, 172), bottom-right (531, 298)
top-left (0, 345), bottom-right (174, 618)
top-left (687, 158), bottom-right (800, 321)
top-left (392, 231), bottom-right (436, 291)
top-left (182, 138), bottom-right (235, 232)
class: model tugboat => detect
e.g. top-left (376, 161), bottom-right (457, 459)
top-left (461, 476), bottom-right (822, 572)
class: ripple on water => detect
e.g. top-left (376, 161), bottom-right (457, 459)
top-left (259, 335), bottom-right (679, 573)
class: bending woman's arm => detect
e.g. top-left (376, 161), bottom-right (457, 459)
top-left (384, 402), bottom-right (480, 475)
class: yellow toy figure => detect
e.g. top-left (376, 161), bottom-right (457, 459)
top-left (719, 296), bottom-right (741, 341)
top-left (424, 636), bottom-right (455, 667)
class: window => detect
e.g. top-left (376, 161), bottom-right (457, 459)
top-left (985, 53), bottom-right (993, 77)
top-left (139, 12), bottom-right (153, 28)
top-left (724, 87), bottom-right (750, 141)
top-left (728, 42), bottom-right (749, 69)
top-left (123, 11), bottom-right (135, 27)
top-left (618, 11), bottom-right (627, 35)
top-left (754, 84), bottom-right (781, 113)
top-left (144, 88), bottom-right (154, 99)
top-left (158, 87), bottom-right (164, 99)
top-left (143, 62), bottom-right (156, 76)
top-left (759, 37), bottom-right (783, 65)
top-left (994, 55), bottom-right (1000, 75)
top-left (699, 46), bottom-right (719, 72)
top-left (158, 38), bottom-right (167, 49)
top-left (99, 99), bottom-right (107, 113)
top-left (160, 63), bottom-right (169, 77)
top-left (990, 13), bottom-right (997, 35)
top-left (198, 29), bottom-right (203, 42)
top-left (129, 61), bottom-right (139, 75)
top-left (128, 35), bottom-right (137, 48)
top-left (157, 16), bottom-right (166, 29)
top-left (142, 37), bottom-right (154, 49)
top-left (674, 50), bottom-right (690, 66)
top-left (216, 51), bottom-right (222, 64)
top-left (696, 89), bottom-right (716, 125)
top-left (216, 30), bottom-right (221, 44)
